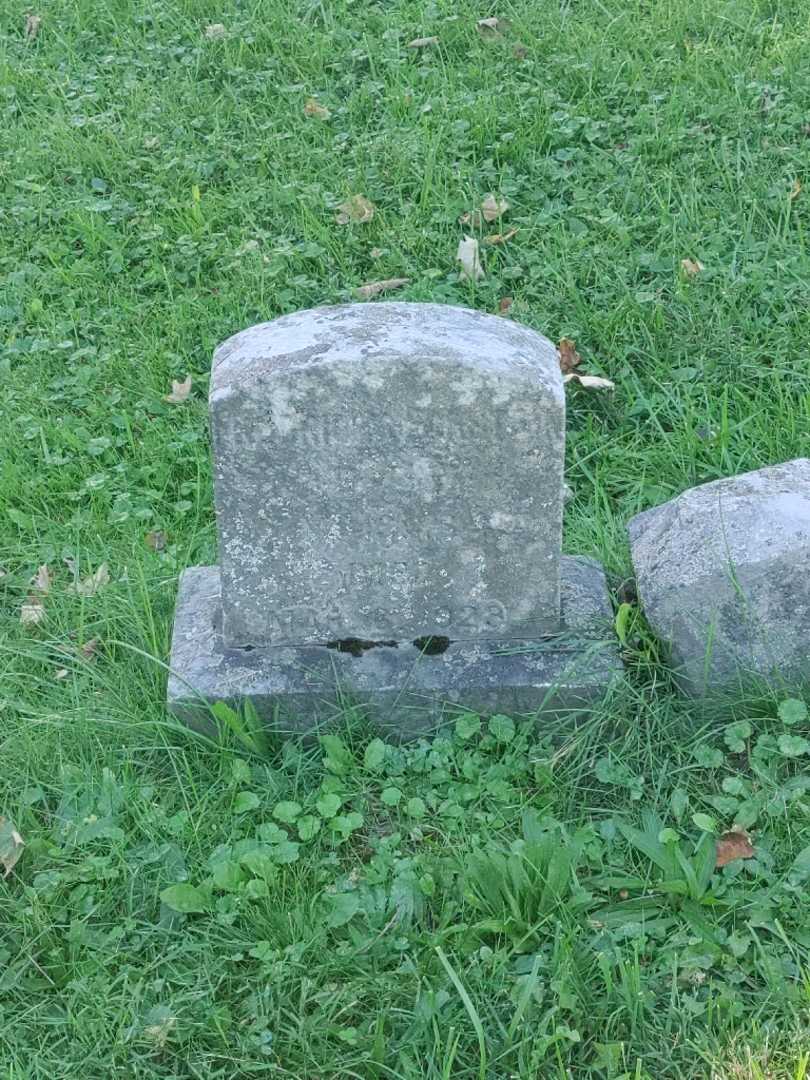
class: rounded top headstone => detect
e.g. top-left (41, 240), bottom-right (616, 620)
top-left (209, 302), bottom-right (566, 648)
top-left (211, 302), bottom-right (563, 397)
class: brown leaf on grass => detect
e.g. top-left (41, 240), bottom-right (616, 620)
top-left (25, 13), bottom-right (42, 39)
top-left (477, 16), bottom-right (508, 37)
top-left (20, 596), bottom-right (46, 626)
top-left (498, 297), bottom-right (513, 314)
top-left (145, 530), bottom-right (167, 552)
top-left (480, 193), bottom-right (509, 222)
top-left (144, 1014), bottom-right (177, 1049)
top-left (336, 195), bottom-right (375, 225)
top-left (165, 375), bottom-right (192, 403)
top-left (716, 829), bottom-right (755, 868)
top-left (304, 97), bottom-right (331, 119)
top-left (680, 258), bottom-right (704, 276)
top-left (513, 42), bottom-right (528, 60)
top-left (407, 36), bottom-right (438, 48)
top-left (355, 277), bottom-right (410, 300)
top-left (457, 236), bottom-right (484, 281)
top-left (790, 178), bottom-right (802, 201)
top-left (460, 194), bottom-right (510, 227)
top-left (0, 818), bottom-right (24, 877)
top-left (70, 562), bottom-right (110, 597)
top-left (483, 228), bottom-right (518, 246)
top-left (204, 23), bottom-right (226, 38)
top-left (80, 638), bottom-right (99, 662)
top-left (33, 564), bottom-right (51, 594)
top-left (563, 373), bottom-right (615, 390)
top-left (54, 667), bottom-right (69, 680)
top-left (557, 338), bottom-right (583, 375)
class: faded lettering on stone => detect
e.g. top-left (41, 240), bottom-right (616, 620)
top-left (241, 596), bottom-right (512, 642)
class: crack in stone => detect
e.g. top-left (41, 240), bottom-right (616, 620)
top-left (325, 637), bottom-right (398, 657)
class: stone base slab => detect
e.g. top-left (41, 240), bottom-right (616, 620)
top-left (167, 556), bottom-right (623, 740)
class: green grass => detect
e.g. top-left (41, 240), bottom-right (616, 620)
top-left (2, 0), bottom-right (810, 1074)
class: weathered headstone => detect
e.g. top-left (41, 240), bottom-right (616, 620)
top-left (211, 303), bottom-right (564, 647)
top-left (628, 459), bottom-right (810, 696)
top-left (168, 303), bottom-right (621, 736)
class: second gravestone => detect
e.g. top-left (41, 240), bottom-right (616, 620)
top-left (168, 303), bottom-right (621, 737)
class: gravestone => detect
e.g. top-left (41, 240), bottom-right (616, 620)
top-left (211, 303), bottom-right (564, 646)
top-left (168, 303), bottom-right (621, 737)
top-left (628, 458), bottom-right (810, 696)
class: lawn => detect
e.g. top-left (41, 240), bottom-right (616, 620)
top-left (2, 0), bottom-right (810, 1075)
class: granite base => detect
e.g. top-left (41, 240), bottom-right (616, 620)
top-left (167, 556), bottom-right (623, 740)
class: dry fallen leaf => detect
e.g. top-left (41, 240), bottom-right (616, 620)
top-left (790, 178), bottom-right (802, 201)
top-left (336, 194), bottom-right (375, 225)
top-left (457, 236), bottom-right (484, 281)
top-left (235, 238), bottom-right (260, 257)
top-left (25, 13), bottom-right (41, 39)
top-left (512, 42), bottom-right (528, 60)
top-left (20, 595), bottom-right (46, 626)
top-left (204, 23), bottom-right (226, 38)
top-left (483, 228), bottom-right (518, 246)
top-left (680, 258), bottom-right (704, 277)
top-left (33, 564), bottom-right (51, 594)
top-left (355, 277), bottom-right (410, 300)
top-left (558, 338), bottom-right (583, 375)
top-left (80, 638), bottom-right (99, 662)
top-left (55, 667), bottom-right (69, 680)
top-left (498, 297), bottom-right (513, 314)
top-left (477, 16), bottom-right (507, 37)
top-left (716, 829), bottom-right (755, 868)
top-left (145, 530), bottom-right (167, 552)
top-left (71, 562), bottom-right (110, 597)
top-left (563, 373), bottom-right (615, 390)
top-left (407, 36), bottom-right (438, 48)
top-left (0, 818), bottom-right (24, 877)
top-left (480, 193), bottom-right (509, 222)
top-left (144, 1013), bottom-right (177, 1049)
top-left (165, 375), bottom-right (192, 404)
top-left (460, 195), bottom-right (510, 228)
top-left (304, 97), bottom-right (331, 119)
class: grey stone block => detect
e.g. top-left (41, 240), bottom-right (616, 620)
top-left (167, 556), bottom-right (622, 740)
top-left (210, 303), bottom-right (565, 648)
top-left (628, 459), bottom-right (810, 695)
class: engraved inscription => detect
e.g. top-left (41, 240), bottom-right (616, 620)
top-left (264, 603), bottom-right (344, 639)
top-left (456, 600), bottom-right (509, 635)
top-left (335, 561), bottom-right (409, 592)
top-left (263, 597), bottom-right (510, 640)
